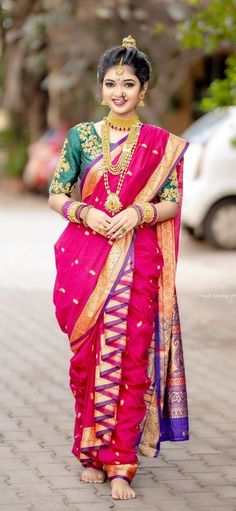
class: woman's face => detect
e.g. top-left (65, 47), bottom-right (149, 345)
top-left (102, 65), bottom-right (145, 118)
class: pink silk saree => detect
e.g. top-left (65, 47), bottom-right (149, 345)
top-left (53, 124), bottom-right (189, 466)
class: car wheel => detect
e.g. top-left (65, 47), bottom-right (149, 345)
top-left (203, 198), bottom-right (236, 249)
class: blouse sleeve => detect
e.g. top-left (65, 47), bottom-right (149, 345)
top-left (156, 167), bottom-right (179, 203)
top-left (48, 126), bottom-right (81, 196)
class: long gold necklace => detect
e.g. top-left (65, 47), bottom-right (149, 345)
top-left (101, 118), bottom-right (141, 214)
top-left (102, 117), bottom-right (141, 176)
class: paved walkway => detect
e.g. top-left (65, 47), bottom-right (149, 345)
top-left (1, 193), bottom-right (236, 511)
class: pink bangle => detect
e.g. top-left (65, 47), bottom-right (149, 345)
top-left (149, 204), bottom-right (158, 225)
top-left (136, 204), bottom-right (145, 225)
top-left (76, 204), bottom-right (88, 222)
top-left (61, 200), bottom-right (74, 220)
top-left (130, 204), bottom-right (145, 226)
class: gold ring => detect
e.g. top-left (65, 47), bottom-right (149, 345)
top-left (121, 227), bottom-right (127, 234)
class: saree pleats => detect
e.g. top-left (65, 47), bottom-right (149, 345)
top-left (69, 226), bottom-right (164, 481)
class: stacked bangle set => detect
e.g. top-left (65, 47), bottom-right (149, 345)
top-left (129, 202), bottom-right (158, 226)
top-left (61, 200), bottom-right (93, 228)
top-left (60, 200), bottom-right (158, 228)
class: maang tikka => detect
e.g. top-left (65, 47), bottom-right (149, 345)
top-left (116, 35), bottom-right (137, 80)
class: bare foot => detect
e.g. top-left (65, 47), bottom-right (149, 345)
top-left (81, 467), bottom-right (106, 483)
top-left (111, 478), bottom-right (136, 499)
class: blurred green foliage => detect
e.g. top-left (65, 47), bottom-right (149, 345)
top-left (179, 0), bottom-right (236, 111)
top-left (0, 123), bottom-right (29, 178)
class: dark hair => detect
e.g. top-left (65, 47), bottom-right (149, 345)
top-left (97, 45), bottom-right (151, 87)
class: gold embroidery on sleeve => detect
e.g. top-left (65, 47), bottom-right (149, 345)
top-left (77, 123), bottom-right (102, 159)
top-left (49, 137), bottom-right (75, 195)
top-left (158, 168), bottom-right (179, 202)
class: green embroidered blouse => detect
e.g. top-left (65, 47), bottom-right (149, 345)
top-left (49, 122), bottom-right (179, 202)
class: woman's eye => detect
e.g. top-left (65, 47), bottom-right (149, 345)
top-left (125, 83), bottom-right (134, 87)
top-left (105, 82), bottom-right (114, 87)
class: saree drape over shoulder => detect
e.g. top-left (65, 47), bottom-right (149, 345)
top-left (50, 122), bottom-right (189, 481)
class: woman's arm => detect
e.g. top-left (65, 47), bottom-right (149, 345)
top-left (154, 200), bottom-right (178, 221)
top-left (48, 193), bottom-right (70, 214)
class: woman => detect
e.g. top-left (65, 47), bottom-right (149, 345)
top-left (48, 35), bottom-right (189, 500)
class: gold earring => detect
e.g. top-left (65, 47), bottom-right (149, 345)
top-left (138, 91), bottom-right (145, 107)
top-left (101, 98), bottom-right (107, 106)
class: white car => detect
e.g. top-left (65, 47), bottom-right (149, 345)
top-left (181, 107), bottom-right (236, 249)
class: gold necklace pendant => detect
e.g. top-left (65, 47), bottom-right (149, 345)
top-left (104, 193), bottom-right (122, 213)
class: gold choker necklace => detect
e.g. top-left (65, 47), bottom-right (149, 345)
top-left (106, 111), bottom-right (140, 131)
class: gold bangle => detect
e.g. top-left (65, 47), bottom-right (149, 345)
top-left (82, 205), bottom-right (94, 228)
top-left (68, 201), bottom-right (80, 223)
top-left (140, 202), bottom-right (155, 223)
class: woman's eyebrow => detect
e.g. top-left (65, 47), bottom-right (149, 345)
top-left (104, 78), bottom-right (136, 83)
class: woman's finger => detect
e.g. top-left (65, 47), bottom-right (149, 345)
top-left (110, 225), bottom-right (129, 240)
top-left (104, 218), bottom-right (112, 228)
top-left (107, 222), bottom-right (124, 236)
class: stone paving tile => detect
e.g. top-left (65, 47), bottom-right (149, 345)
top-left (131, 485), bottom-right (176, 501)
top-left (152, 501), bottom-right (196, 511)
top-left (45, 475), bottom-right (84, 489)
top-left (214, 486), bottom-right (236, 499)
top-left (0, 506), bottom-right (33, 511)
top-left (153, 467), bottom-right (196, 480)
top-left (111, 502), bottom-right (162, 511)
top-left (219, 466), bottom-right (236, 481)
top-left (165, 479), bottom-right (202, 493)
top-left (197, 507), bottom-right (236, 511)
top-left (5, 470), bottom-right (43, 485)
top-left (0, 489), bottom-right (24, 505)
top-left (184, 490), bottom-right (232, 506)
top-left (63, 488), bottom-right (111, 503)
top-left (72, 508), bottom-right (111, 511)
top-left (169, 460), bottom-right (219, 474)
top-left (23, 495), bottom-right (69, 510)
top-left (16, 483), bottom-right (54, 497)
top-left (192, 472), bottom-right (229, 486)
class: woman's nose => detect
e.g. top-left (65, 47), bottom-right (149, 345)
top-left (114, 85), bottom-right (124, 97)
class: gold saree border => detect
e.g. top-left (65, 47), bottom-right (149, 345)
top-left (103, 462), bottom-right (138, 482)
top-left (70, 231), bottom-right (133, 345)
top-left (138, 391), bottom-right (159, 457)
top-left (135, 134), bottom-right (187, 203)
top-left (138, 218), bottom-right (175, 456)
top-left (137, 135), bottom-right (188, 456)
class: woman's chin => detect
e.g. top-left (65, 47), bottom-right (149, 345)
top-left (108, 104), bottom-right (136, 116)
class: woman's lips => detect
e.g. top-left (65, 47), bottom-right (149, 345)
top-left (112, 99), bottom-right (127, 107)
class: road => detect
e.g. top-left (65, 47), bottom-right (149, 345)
top-left (0, 192), bottom-right (236, 511)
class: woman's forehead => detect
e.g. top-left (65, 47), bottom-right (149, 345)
top-left (103, 65), bottom-right (137, 81)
